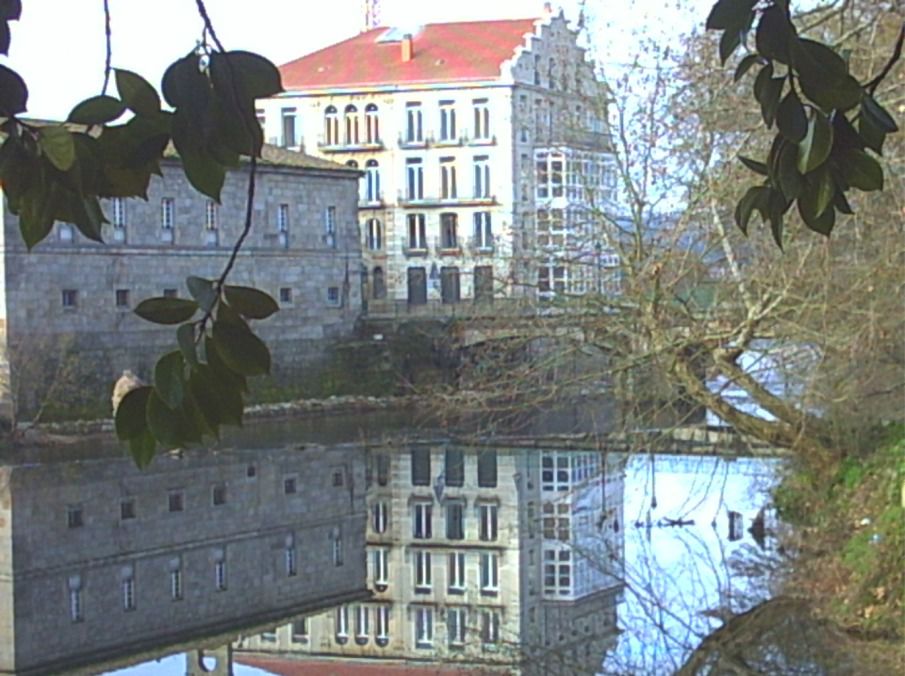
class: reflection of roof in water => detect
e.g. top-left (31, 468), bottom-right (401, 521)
top-left (237, 657), bottom-right (477, 674)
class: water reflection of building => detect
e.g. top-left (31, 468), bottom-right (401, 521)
top-left (0, 445), bottom-right (368, 675)
top-left (236, 444), bottom-right (626, 674)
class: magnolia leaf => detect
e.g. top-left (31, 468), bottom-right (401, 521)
top-left (115, 385), bottom-right (152, 441)
top-left (706, 0), bottom-right (756, 30)
top-left (842, 149), bottom-right (883, 192)
top-left (223, 285), bottom-right (279, 320)
top-left (115, 69), bottom-right (161, 117)
top-left (154, 351), bottom-right (186, 409)
top-left (67, 95), bottom-right (126, 125)
top-left (211, 320), bottom-right (271, 376)
top-left (776, 91), bottom-right (807, 142)
top-left (738, 155), bottom-right (768, 175)
top-left (38, 126), bottom-right (76, 171)
top-left (129, 429), bottom-right (157, 469)
top-left (147, 390), bottom-right (183, 447)
top-left (0, 63), bottom-right (27, 115)
top-left (797, 111), bottom-right (833, 174)
top-left (177, 322), bottom-right (199, 367)
top-left (134, 297), bottom-right (198, 325)
top-left (733, 54), bottom-right (760, 82)
top-left (186, 276), bottom-right (218, 312)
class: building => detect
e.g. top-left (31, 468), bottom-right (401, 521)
top-left (235, 443), bottom-right (625, 674)
top-left (0, 145), bottom-right (362, 415)
top-left (0, 444), bottom-right (369, 675)
top-left (257, 10), bottom-right (619, 313)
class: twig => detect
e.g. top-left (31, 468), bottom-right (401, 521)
top-left (866, 20), bottom-right (904, 95)
top-left (101, 0), bottom-right (112, 95)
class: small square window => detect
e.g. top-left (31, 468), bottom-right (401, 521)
top-left (332, 470), bottom-right (344, 487)
top-left (327, 286), bottom-right (341, 306)
top-left (280, 287), bottom-right (292, 303)
top-left (115, 289), bottom-right (130, 308)
top-left (168, 491), bottom-right (184, 513)
top-left (212, 484), bottom-right (226, 506)
top-left (67, 506), bottom-right (83, 528)
top-left (246, 464), bottom-right (257, 479)
top-left (163, 288), bottom-right (178, 298)
top-left (284, 477), bottom-right (297, 495)
top-left (120, 499), bottom-right (136, 521)
top-left (62, 289), bottom-right (78, 308)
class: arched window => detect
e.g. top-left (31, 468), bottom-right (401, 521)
top-left (365, 103), bottom-right (380, 143)
top-left (373, 266), bottom-right (386, 300)
top-left (365, 159), bottom-right (381, 202)
top-left (347, 160), bottom-right (366, 203)
top-left (366, 218), bottom-right (382, 251)
top-left (325, 106), bottom-right (339, 146)
top-left (344, 104), bottom-right (359, 145)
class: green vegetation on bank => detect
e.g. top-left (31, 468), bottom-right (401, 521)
top-left (775, 425), bottom-right (905, 640)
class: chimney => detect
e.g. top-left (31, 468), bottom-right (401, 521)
top-left (401, 34), bottom-right (413, 62)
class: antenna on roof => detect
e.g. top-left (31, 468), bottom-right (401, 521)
top-left (362, 0), bottom-right (381, 32)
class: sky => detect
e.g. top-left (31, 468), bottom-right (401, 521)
top-left (6, 0), bottom-right (714, 120)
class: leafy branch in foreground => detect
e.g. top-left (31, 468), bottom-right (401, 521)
top-left (707, 0), bottom-right (901, 246)
top-left (0, 0), bottom-right (285, 466)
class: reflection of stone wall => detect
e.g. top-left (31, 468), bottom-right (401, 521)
top-left (0, 445), bottom-right (368, 674)
top-left (0, 151), bottom-right (362, 419)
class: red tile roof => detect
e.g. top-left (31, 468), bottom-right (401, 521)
top-left (279, 19), bottom-right (540, 90)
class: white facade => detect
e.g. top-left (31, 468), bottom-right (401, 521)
top-left (258, 13), bottom-right (618, 311)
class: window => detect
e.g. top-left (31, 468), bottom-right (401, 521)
top-left (277, 203), bottom-right (290, 246)
top-left (326, 286), bottom-right (341, 307)
top-left (261, 629), bottom-right (277, 643)
top-left (440, 266), bottom-right (460, 305)
top-left (448, 551), bottom-right (466, 593)
top-left (335, 605), bottom-right (349, 643)
top-left (69, 586), bottom-right (83, 622)
top-left (122, 575), bottom-right (136, 611)
top-left (376, 606), bottom-right (390, 645)
top-left (478, 503), bottom-right (498, 541)
top-left (446, 501), bottom-right (465, 540)
top-left (324, 105), bottom-right (339, 145)
top-left (120, 499), bottom-right (136, 521)
top-left (366, 218), bottom-right (383, 250)
top-left (538, 264), bottom-right (566, 295)
top-left (112, 197), bottom-right (126, 241)
top-left (163, 288), bottom-right (178, 298)
top-left (542, 453), bottom-right (570, 491)
top-left (412, 502), bottom-right (432, 539)
top-left (170, 563), bottom-right (183, 601)
top-left (548, 57), bottom-right (556, 89)
top-left (543, 502), bottom-right (570, 540)
top-left (448, 607), bottom-right (467, 647)
top-left (544, 549), bottom-right (572, 596)
top-left (537, 208), bottom-right (565, 248)
top-left (373, 547), bottom-right (389, 590)
top-left (67, 506), bottom-right (83, 528)
top-left (115, 289), bottom-right (130, 309)
top-left (406, 213), bottom-right (426, 249)
top-left (365, 159), bottom-right (381, 202)
top-left (534, 54), bottom-right (542, 85)
top-left (478, 450), bottom-right (498, 487)
top-left (414, 607), bottom-right (433, 648)
top-left (168, 491), bottom-right (184, 513)
top-left (474, 265), bottom-right (494, 303)
top-left (445, 448), bottom-right (464, 487)
top-left (405, 102), bottom-right (423, 142)
top-left (344, 104), bottom-right (359, 145)
top-left (473, 156), bottom-right (490, 198)
top-left (440, 157), bottom-right (457, 198)
top-left (286, 544), bottom-right (298, 576)
top-left (536, 151), bottom-right (564, 199)
top-left (411, 447), bottom-right (430, 485)
top-left (292, 618), bottom-right (308, 643)
top-left (406, 158), bottom-right (424, 200)
top-left (159, 198), bottom-right (175, 242)
top-left (58, 221), bottom-right (74, 242)
top-left (246, 464), bottom-right (257, 479)
top-left (332, 469), bottom-right (344, 487)
top-left (215, 559), bottom-right (227, 591)
top-left (372, 500), bottom-right (389, 534)
top-left (373, 266), bottom-right (386, 300)
top-left (365, 103), bottom-right (380, 143)
top-left (279, 287), bottom-right (292, 303)
top-left (284, 476), bottom-right (297, 494)
top-left (332, 529), bottom-right (344, 566)
top-left (282, 107), bottom-right (297, 147)
top-left (205, 200), bottom-right (218, 245)
top-left (473, 212), bottom-right (493, 249)
top-left (324, 206), bottom-right (337, 248)
top-left (473, 99), bottom-right (490, 139)
top-left (481, 609), bottom-right (501, 645)
top-left (356, 605), bottom-right (370, 644)
top-left (480, 552), bottom-right (499, 594)
top-left (62, 289), bottom-right (78, 309)
top-left (439, 100), bottom-right (457, 141)
top-left (440, 213), bottom-right (458, 250)
top-left (377, 454), bottom-right (390, 485)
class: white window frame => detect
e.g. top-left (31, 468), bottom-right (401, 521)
top-left (286, 545), bottom-right (298, 576)
top-left (478, 503), bottom-right (498, 541)
top-left (372, 500), bottom-right (389, 534)
top-left (473, 156), bottom-right (490, 198)
top-left (215, 560), bottom-right (227, 591)
top-left (376, 605), bottom-right (390, 644)
top-left (366, 218), bottom-right (383, 251)
top-left (543, 547), bottom-right (572, 597)
top-left (473, 211), bottom-right (492, 248)
top-left (366, 160), bottom-right (381, 202)
top-left (481, 609), bottom-right (501, 645)
top-left (406, 213), bottom-right (426, 249)
top-left (344, 104), bottom-right (360, 145)
top-left (281, 107), bottom-right (297, 147)
top-left (406, 102), bottom-right (423, 143)
top-left (473, 99), bottom-right (490, 140)
top-left (356, 605), bottom-right (370, 642)
top-left (480, 552), bottom-right (499, 594)
top-left (324, 206), bottom-right (337, 248)
top-left (448, 607), bottom-right (467, 647)
top-left (161, 198), bottom-right (175, 243)
top-left (373, 547), bottom-right (389, 589)
top-left (332, 531), bottom-right (344, 566)
top-left (170, 567), bottom-right (183, 601)
top-left (406, 159), bottom-right (424, 200)
top-left (414, 550), bottom-right (432, 591)
top-left (448, 551), bottom-right (466, 593)
top-left (439, 100), bottom-right (457, 141)
top-left (412, 501), bottom-right (432, 539)
top-left (414, 606), bottom-right (433, 648)
top-left (440, 157), bottom-right (457, 199)
top-left (325, 105), bottom-right (339, 145)
top-left (336, 605), bottom-right (349, 640)
top-left (365, 103), bottom-right (380, 143)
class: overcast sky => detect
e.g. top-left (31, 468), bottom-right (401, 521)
top-left (6, 0), bottom-right (713, 119)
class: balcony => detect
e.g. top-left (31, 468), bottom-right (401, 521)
top-left (318, 137), bottom-right (384, 152)
top-left (403, 241), bottom-right (429, 257)
top-left (398, 135), bottom-right (428, 149)
top-left (469, 234), bottom-right (496, 255)
top-left (435, 236), bottom-right (462, 257)
top-left (397, 192), bottom-right (498, 208)
top-left (467, 134), bottom-right (497, 147)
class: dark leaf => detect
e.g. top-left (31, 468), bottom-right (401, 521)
top-left (706, 0), bottom-right (756, 30)
top-left (206, 336), bottom-right (249, 394)
top-left (734, 185), bottom-right (768, 234)
top-left (223, 285), bottom-right (279, 320)
top-left (146, 390), bottom-right (183, 447)
top-left (154, 351), bottom-right (186, 409)
top-left (115, 69), bottom-right (161, 117)
top-left (162, 52), bottom-right (209, 109)
top-left (0, 0), bottom-right (22, 21)
top-left (38, 126), bottom-right (76, 171)
top-left (842, 149), bottom-right (883, 192)
top-left (719, 28), bottom-right (742, 65)
top-left (1, 20), bottom-right (9, 55)
top-left (67, 95), bottom-right (127, 125)
top-left (776, 142), bottom-right (803, 200)
top-left (211, 320), bottom-right (271, 376)
top-left (812, 164), bottom-right (836, 217)
top-left (178, 144), bottom-right (226, 202)
top-left (186, 276), bottom-right (218, 313)
top-left (797, 110), bottom-right (833, 174)
top-left (177, 322), bottom-right (199, 366)
top-left (858, 114), bottom-right (886, 155)
top-left (755, 5), bottom-right (794, 64)
top-left (188, 368), bottom-right (222, 435)
top-left (833, 190), bottom-right (853, 215)
top-left (134, 297), bottom-right (199, 325)
top-left (738, 155), bottom-right (768, 175)
top-left (861, 96), bottom-right (898, 134)
top-left (798, 177), bottom-right (836, 235)
top-left (0, 63), bottom-right (28, 115)
top-left (210, 50), bottom-right (283, 99)
top-left (19, 170), bottom-right (59, 250)
top-left (129, 429), bottom-right (157, 469)
top-left (776, 91), bottom-right (807, 142)
top-left (734, 54), bottom-right (760, 82)
top-left (115, 385), bottom-right (152, 440)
